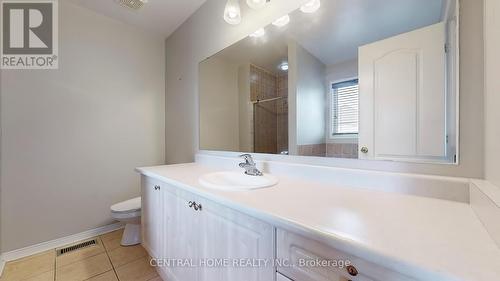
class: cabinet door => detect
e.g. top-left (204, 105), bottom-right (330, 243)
top-left (161, 186), bottom-right (200, 281)
top-left (143, 176), bottom-right (168, 259)
top-left (198, 198), bottom-right (275, 281)
top-left (359, 22), bottom-right (447, 162)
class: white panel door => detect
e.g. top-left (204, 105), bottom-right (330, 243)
top-left (198, 197), bottom-right (275, 281)
top-left (359, 22), bottom-right (446, 162)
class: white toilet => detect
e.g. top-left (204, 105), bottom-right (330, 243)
top-left (110, 197), bottom-right (141, 246)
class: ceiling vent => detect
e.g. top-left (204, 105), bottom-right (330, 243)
top-left (117, 0), bottom-right (148, 10)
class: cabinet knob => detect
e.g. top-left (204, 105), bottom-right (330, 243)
top-left (188, 201), bottom-right (202, 211)
top-left (193, 203), bottom-right (202, 211)
top-left (346, 265), bottom-right (358, 276)
top-left (360, 147), bottom-right (369, 154)
top-left (154, 185), bottom-right (160, 191)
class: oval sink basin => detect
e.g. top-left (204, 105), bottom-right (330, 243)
top-left (199, 171), bottom-right (278, 191)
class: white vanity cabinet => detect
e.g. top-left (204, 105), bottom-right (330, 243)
top-left (141, 175), bottom-right (275, 281)
top-left (142, 175), bottom-right (421, 281)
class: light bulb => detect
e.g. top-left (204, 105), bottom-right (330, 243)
top-left (300, 0), bottom-right (320, 13)
top-left (246, 0), bottom-right (267, 10)
top-left (272, 14), bottom-right (290, 27)
top-left (224, 0), bottom-right (241, 25)
top-left (279, 62), bottom-right (289, 71)
top-left (249, 28), bottom-right (266, 38)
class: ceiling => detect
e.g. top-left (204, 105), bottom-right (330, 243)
top-left (68, 0), bottom-right (206, 37)
top-left (211, 0), bottom-right (444, 70)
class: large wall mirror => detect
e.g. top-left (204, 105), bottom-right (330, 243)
top-left (199, 0), bottom-right (459, 164)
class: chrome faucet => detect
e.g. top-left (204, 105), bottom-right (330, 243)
top-left (239, 154), bottom-right (263, 176)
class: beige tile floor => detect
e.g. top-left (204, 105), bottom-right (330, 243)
top-left (0, 229), bottom-right (161, 281)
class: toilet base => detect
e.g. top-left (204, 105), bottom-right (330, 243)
top-left (121, 223), bottom-right (141, 246)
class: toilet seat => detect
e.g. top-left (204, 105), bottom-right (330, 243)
top-left (111, 197), bottom-right (141, 213)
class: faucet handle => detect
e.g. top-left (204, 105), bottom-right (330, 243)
top-left (239, 154), bottom-right (256, 165)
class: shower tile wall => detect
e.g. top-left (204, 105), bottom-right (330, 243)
top-left (297, 144), bottom-right (326, 157)
top-left (250, 65), bottom-right (288, 154)
top-left (250, 65), bottom-right (277, 101)
top-left (297, 143), bottom-right (358, 158)
top-left (326, 143), bottom-right (359, 158)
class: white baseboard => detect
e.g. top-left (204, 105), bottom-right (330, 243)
top-left (0, 222), bottom-right (124, 270)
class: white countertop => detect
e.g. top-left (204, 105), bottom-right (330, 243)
top-left (136, 163), bottom-right (500, 281)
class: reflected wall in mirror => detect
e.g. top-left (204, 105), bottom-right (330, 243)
top-left (200, 0), bottom-right (459, 164)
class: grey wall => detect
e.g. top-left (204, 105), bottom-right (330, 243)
top-left (290, 41), bottom-right (326, 146)
top-left (199, 58), bottom-right (240, 151)
top-left (484, 0), bottom-right (500, 187)
top-left (326, 59), bottom-right (358, 84)
top-left (166, 0), bottom-right (484, 178)
top-left (0, 2), bottom-right (165, 252)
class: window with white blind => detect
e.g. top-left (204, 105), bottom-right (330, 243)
top-left (331, 79), bottom-right (359, 137)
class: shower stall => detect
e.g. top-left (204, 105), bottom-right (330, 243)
top-left (250, 64), bottom-right (288, 155)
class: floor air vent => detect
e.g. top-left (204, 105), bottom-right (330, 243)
top-left (57, 238), bottom-right (98, 256)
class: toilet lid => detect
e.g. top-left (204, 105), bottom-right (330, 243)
top-left (111, 197), bottom-right (141, 213)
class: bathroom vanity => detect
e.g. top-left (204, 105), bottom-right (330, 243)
top-left (139, 3), bottom-right (500, 280)
top-left (137, 154), bottom-right (500, 281)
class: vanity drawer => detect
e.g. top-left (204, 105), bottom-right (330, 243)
top-left (276, 229), bottom-right (416, 281)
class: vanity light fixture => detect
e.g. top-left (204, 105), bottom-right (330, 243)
top-left (249, 28), bottom-right (266, 38)
top-left (246, 0), bottom-right (267, 10)
top-left (272, 14), bottom-right (290, 27)
top-left (300, 0), bottom-right (320, 13)
top-left (279, 62), bottom-right (289, 71)
top-left (223, 0), bottom-right (242, 25)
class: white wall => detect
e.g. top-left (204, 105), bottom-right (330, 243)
top-left (0, 2), bottom-right (165, 252)
top-left (199, 58), bottom-right (240, 151)
top-left (166, 0), bottom-right (484, 178)
top-left (325, 59), bottom-right (358, 84)
top-left (484, 0), bottom-right (500, 187)
top-left (289, 41), bottom-right (326, 146)
top-left (325, 59), bottom-right (359, 145)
